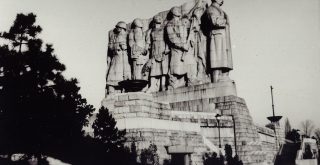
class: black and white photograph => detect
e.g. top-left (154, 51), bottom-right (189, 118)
top-left (0, 0), bottom-right (319, 164)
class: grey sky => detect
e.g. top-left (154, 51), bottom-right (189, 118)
top-left (1, 0), bottom-right (320, 129)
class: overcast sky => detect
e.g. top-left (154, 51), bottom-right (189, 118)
top-left (1, 0), bottom-right (320, 129)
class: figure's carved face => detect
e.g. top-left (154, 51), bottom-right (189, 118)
top-left (115, 21), bottom-right (127, 33)
top-left (133, 18), bottom-right (143, 29)
top-left (213, 0), bottom-right (224, 6)
top-left (115, 27), bottom-right (122, 33)
top-left (153, 15), bottom-right (163, 24)
top-left (171, 7), bottom-right (181, 18)
top-left (115, 27), bottom-right (126, 34)
top-left (133, 27), bottom-right (143, 33)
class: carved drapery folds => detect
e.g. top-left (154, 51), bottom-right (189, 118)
top-left (105, 0), bottom-right (233, 95)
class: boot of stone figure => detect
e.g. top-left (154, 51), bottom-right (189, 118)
top-left (211, 70), bottom-right (221, 83)
top-left (160, 76), bottom-right (167, 91)
top-left (146, 77), bottom-right (159, 93)
top-left (219, 70), bottom-right (231, 82)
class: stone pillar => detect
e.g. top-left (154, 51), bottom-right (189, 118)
top-left (266, 119), bottom-right (284, 151)
top-left (212, 96), bottom-right (267, 164)
top-left (273, 121), bottom-right (284, 149)
top-left (184, 154), bottom-right (191, 165)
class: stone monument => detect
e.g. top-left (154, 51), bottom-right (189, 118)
top-left (102, 0), bottom-right (279, 164)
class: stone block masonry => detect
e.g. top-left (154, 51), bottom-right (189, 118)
top-left (101, 81), bottom-right (278, 165)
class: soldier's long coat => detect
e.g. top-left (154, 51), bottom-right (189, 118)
top-left (206, 4), bottom-right (233, 70)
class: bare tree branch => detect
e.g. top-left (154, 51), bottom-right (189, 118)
top-left (300, 120), bottom-right (315, 137)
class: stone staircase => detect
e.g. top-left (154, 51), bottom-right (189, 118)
top-left (202, 135), bottom-right (220, 154)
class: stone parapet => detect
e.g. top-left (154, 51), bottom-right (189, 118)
top-left (154, 81), bottom-right (237, 103)
top-left (256, 124), bottom-right (275, 137)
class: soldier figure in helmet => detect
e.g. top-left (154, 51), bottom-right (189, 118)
top-left (166, 6), bottom-right (189, 89)
top-left (106, 21), bottom-right (131, 95)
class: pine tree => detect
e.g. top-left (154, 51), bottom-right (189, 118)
top-left (92, 106), bottom-right (126, 152)
top-left (0, 13), bottom-right (94, 162)
top-left (286, 129), bottom-right (301, 143)
top-left (1, 13), bottom-right (42, 53)
top-left (140, 143), bottom-right (159, 165)
top-left (284, 118), bottom-right (291, 137)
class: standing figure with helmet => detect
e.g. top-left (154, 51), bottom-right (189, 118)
top-left (106, 21), bottom-right (131, 95)
top-left (166, 6), bottom-right (190, 88)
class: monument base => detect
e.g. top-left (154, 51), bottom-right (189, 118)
top-left (101, 81), bottom-right (275, 165)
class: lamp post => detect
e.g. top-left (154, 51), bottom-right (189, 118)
top-left (229, 115), bottom-right (237, 157)
top-left (218, 114), bottom-right (238, 157)
top-left (215, 114), bottom-right (222, 148)
top-left (267, 86), bottom-right (282, 149)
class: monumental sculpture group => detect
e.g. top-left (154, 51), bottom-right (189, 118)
top-left (102, 0), bottom-right (281, 164)
top-left (106, 0), bottom-right (233, 94)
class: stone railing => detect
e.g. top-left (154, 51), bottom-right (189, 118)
top-left (295, 138), bottom-right (318, 165)
top-left (255, 124), bottom-right (275, 136)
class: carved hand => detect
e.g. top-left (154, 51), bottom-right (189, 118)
top-left (120, 43), bottom-right (127, 50)
top-left (216, 17), bottom-right (226, 27)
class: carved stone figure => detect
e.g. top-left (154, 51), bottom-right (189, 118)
top-left (189, 7), bottom-right (208, 83)
top-left (129, 18), bottom-right (149, 80)
top-left (180, 16), bottom-right (200, 86)
top-left (145, 15), bottom-right (169, 93)
top-left (205, 0), bottom-right (233, 83)
top-left (106, 21), bottom-right (131, 95)
top-left (166, 7), bottom-right (189, 88)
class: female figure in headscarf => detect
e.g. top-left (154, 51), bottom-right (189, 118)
top-left (129, 18), bottom-right (149, 80)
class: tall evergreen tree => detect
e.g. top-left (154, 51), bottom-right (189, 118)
top-left (140, 143), bottom-right (159, 165)
top-left (90, 106), bottom-right (132, 165)
top-left (286, 129), bottom-right (301, 143)
top-left (284, 118), bottom-right (292, 137)
top-left (1, 13), bottom-right (42, 53)
top-left (92, 106), bottom-right (126, 152)
top-left (0, 13), bottom-right (94, 162)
